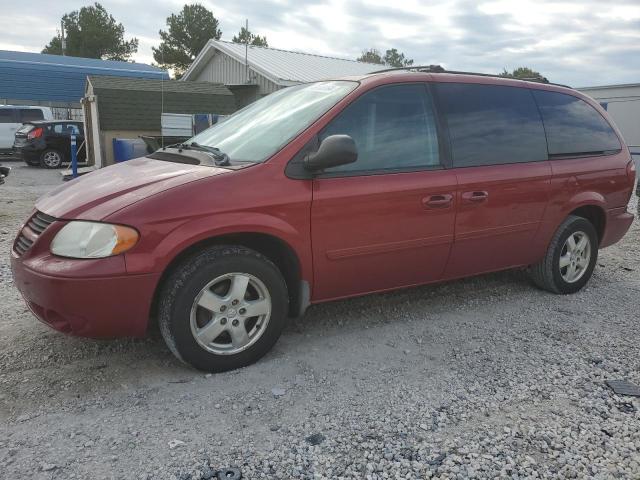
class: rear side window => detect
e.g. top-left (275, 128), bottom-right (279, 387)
top-left (532, 90), bottom-right (621, 156)
top-left (321, 84), bottom-right (440, 173)
top-left (0, 109), bottom-right (15, 123)
top-left (53, 123), bottom-right (81, 135)
top-left (19, 109), bottom-right (44, 122)
top-left (435, 83), bottom-right (548, 167)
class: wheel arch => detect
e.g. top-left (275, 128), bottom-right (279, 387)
top-left (568, 204), bottom-right (606, 243)
top-left (149, 232), bottom-right (307, 323)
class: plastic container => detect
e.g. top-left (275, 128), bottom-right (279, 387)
top-left (112, 138), bottom-right (149, 163)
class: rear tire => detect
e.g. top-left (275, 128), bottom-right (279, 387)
top-left (529, 215), bottom-right (598, 294)
top-left (40, 149), bottom-right (64, 169)
top-left (158, 245), bottom-right (289, 372)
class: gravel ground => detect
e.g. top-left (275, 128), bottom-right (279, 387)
top-left (1, 162), bottom-right (639, 480)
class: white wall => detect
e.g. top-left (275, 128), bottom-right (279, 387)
top-left (580, 85), bottom-right (640, 150)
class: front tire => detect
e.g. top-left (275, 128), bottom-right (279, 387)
top-left (529, 215), bottom-right (598, 294)
top-left (158, 245), bottom-right (289, 372)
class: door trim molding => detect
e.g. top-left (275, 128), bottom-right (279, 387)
top-left (455, 221), bottom-right (539, 241)
top-left (326, 234), bottom-right (453, 260)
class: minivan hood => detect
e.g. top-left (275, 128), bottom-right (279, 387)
top-left (36, 157), bottom-right (230, 220)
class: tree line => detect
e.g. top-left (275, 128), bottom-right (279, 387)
top-left (42, 3), bottom-right (268, 78)
top-left (41, 2), bottom-right (546, 81)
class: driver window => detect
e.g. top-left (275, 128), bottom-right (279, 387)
top-left (320, 84), bottom-right (440, 173)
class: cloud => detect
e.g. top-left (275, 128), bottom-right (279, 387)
top-left (0, 0), bottom-right (638, 86)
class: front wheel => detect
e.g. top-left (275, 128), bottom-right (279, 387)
top-left (529, 215), bottom-right (598, 294)
top-left (158, 246), bottom-right (289, 372)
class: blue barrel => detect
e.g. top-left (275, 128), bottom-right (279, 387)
top-left (112, 138), bottom-right (148, 162)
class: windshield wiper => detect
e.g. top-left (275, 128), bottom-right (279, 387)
top-left (171, 142), bottom-right (231, 166)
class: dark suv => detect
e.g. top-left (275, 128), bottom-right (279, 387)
top-left (14, 121), bottom-right (85, 168)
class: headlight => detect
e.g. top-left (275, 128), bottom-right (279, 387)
top-left (50, 221), bottom-right (139, 259)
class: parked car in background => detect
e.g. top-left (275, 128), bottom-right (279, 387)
top-left (10, 70), bottom-right (636, 372)
top-left (13, 121), bottom-right (85, 168)
top-left (0, 106), bottom-right (53, 155)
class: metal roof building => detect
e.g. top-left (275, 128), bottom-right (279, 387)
top-left (0, 50), bottom-right (168, 110)
top-left (183, 40), bottom-right (380, 106)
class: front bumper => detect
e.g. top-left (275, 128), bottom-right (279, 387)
top-left (10, 217), bottom-right (160, 338)
top-left (11, 256), bottom-right (159, 338)
top-left (600, 207), bottom-right (634, 248)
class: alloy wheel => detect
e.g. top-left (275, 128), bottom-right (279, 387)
top-left (42, 151), bottom-right (61, 168)
top-left (190, 273), bottom-right (272, 355)
top-left (559, 231), bottom-right (591, 283)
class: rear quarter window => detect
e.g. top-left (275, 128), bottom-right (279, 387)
top-left (532, 90), bottom-right (621, 156)
top-left (435, 83), bottom-right (548, 167)
top-left (19, 109), bottom-right (45, 122)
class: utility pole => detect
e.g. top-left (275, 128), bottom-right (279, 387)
top-left (245, 19), bottom-right (249, 84)
top-left (60, 20), bottom-right (66, 56)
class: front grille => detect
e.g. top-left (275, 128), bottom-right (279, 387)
top-left (27, 211), bottom-right (55, 234)
top-left (14, 211), bottom-right (56, 256)
top-left (14, 235), bottom-right (34, 256)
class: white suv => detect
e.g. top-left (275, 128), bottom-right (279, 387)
top-left (0, 106), bottom-right (53, 154)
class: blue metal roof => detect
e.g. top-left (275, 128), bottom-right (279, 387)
top-left (0, 50), bottom-right (168, 104)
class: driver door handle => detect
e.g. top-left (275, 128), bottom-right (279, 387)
top-left (462, 191), bottom-right (489, 203)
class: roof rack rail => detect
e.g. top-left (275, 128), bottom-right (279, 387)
top-left (369, 65), bottom-right (446, 74)
top-left (369, 64), bottom-right (572, 89)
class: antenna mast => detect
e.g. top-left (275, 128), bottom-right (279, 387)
top-left (160, 50), bottom-right (165, 147)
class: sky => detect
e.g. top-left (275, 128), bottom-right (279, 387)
top-left (1, 0), bottom-right (639, 87)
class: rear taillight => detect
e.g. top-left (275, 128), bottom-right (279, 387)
top-left (27, 127), bottom-right (43, 140)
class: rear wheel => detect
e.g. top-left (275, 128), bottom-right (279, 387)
top-left (40, 149), bottom-right (64, 169)
top-left (529, 215), bottom-right (598, 294)
top-left (158, 245), bottom-right (289, 372)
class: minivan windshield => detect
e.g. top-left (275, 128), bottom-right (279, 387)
top-left (187, 81), bottom-right (357, 164)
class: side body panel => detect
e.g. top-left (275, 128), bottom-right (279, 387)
top-left (310, 170), bottom-right (457, 301)
top-left (535, 152), bottom-right (634, 250)
top-left (444, 162), bottom-right (551, 278)
top-left (110, 162), bottom-right (314, 284)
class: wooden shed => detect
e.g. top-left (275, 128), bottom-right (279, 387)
top-left (82, 75), bottom-right (236, 167)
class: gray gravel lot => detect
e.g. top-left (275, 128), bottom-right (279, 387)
top-left (1, 162), bottom-right (639, 479)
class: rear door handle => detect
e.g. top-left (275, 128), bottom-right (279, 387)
top-left (462, 191), bottom-right (488, 203)
top-left (423, 193), bottom-right (453, 208)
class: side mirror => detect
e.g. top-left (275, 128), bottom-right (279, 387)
top-left (304, 135), bottom-right (357, 172)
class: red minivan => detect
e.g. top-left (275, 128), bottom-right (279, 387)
top-left (10, 70), bottom-right (636, 372)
